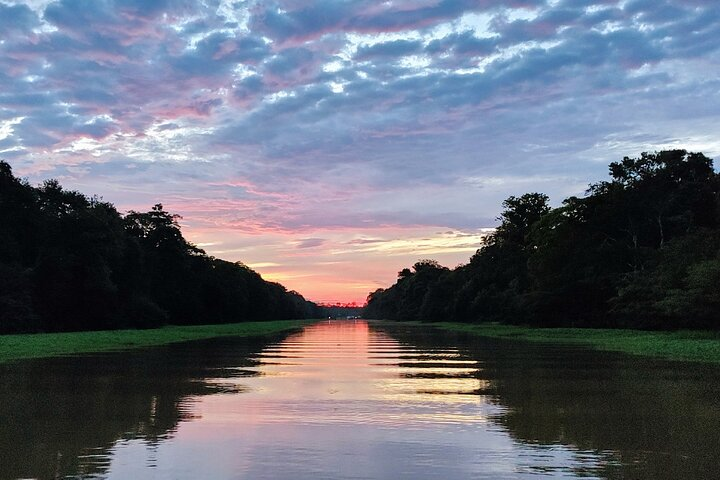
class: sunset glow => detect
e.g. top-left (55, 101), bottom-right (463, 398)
top-left (3, 1), bottom-right (719, 303)
top-left (190, 320), bottom-right (489, 431)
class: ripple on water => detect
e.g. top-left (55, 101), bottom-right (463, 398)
top-left (10, 320), bottom-right (717, 479)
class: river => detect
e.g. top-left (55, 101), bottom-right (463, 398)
top-left (1, 320), bottom-right (719, 479)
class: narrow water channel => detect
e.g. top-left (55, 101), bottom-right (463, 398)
top-left (1, 320), bottom-right (719, 479)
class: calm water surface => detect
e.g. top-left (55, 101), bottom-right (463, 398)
top-left (2, 320), bottom-right (720, 479)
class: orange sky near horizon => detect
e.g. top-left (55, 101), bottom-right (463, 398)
top-left (183, 223), bottom-right (492, 305)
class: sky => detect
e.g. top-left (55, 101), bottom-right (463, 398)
top-left (2, 0), bottom-right (719, 304)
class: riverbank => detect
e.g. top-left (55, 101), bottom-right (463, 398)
top-left (0, 320), bottom-right (315, 364)
top-left (432, 322), bottom-right (720, 364)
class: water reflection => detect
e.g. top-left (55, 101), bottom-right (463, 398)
top-left (103, 320), bottom-right (539, 479)
top-left (0, 333), bottom-right (278, 480)
top-left (384, 322), bottom-right (720, 480)
top-left (2, 320), bottom-right (720, 479)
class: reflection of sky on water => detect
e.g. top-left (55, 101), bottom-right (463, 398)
top-left (3, 320), bottom-right (719, 479)
top-left (103, 321), bottom-right (604, 479)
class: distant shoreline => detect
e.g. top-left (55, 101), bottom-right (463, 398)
top-left (0, 320), bottom-right (316, 364)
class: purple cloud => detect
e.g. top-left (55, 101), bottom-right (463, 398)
top-left (1, 0), bottom-right (719, 303)
top-left (296, 238), bottom-right (326, 249)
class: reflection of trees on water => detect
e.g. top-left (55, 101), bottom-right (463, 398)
top-left (382, 324), bottom-right (720, 480)
top-left (0, 334), bottom-right (283, 480)
top-left (479, 344), bottom-right (720, 480)
top-left (5, 324), bottom-right (720, 480)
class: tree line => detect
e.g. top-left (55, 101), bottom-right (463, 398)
top-left (0, 161), bottom-right (323, 334)
top-left (364, 150), bottom-right (720, 330)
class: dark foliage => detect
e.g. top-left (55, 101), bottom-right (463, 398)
top-left (0, 162), bottom-right (322, 333)
top-left (364, 150), bottom-right (720, 330)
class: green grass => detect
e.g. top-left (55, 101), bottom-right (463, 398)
top-left (432, 322), bottom-right (720, 364)
top-left (0, 320), bottom-right (316, 364)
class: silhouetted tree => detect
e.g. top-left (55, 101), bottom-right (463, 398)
top-left (0, 161), bottom-right (319, 333)
top-left (364, 150), bottom-right (720, 330)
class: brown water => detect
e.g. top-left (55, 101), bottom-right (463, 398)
top-left (1, 320), bottom-right (720, 479)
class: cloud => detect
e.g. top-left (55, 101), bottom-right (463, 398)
top-left (0, 3), bottom-right (40, 35)
top-left (355, 39), bottom-right (424, 60)
top-left (249, 0), bottom-right (546, 44)
top-left (3, 0), bottom-right (720, 302)
top-left (346, 238), bottom-right (390, 245)
top-left (296, 238), bottom-right (326, 249)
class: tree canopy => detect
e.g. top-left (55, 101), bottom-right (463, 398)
top-left (364, 150), bottom-right (720, 330)
top-left (0, 162), bottom-right (322, 333)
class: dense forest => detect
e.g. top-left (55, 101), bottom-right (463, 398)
top-left (364, 150), bottom-right (720, 330)
top-left (0, 161), bottom-right (322, 334)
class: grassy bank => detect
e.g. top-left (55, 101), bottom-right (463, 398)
top-left (0, 320), bottom-right (315, 364)
top-left (433, 322), bottom-right (720, 364)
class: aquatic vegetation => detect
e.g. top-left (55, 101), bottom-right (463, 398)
top-left (0, 320), bottom-right (313, 363)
